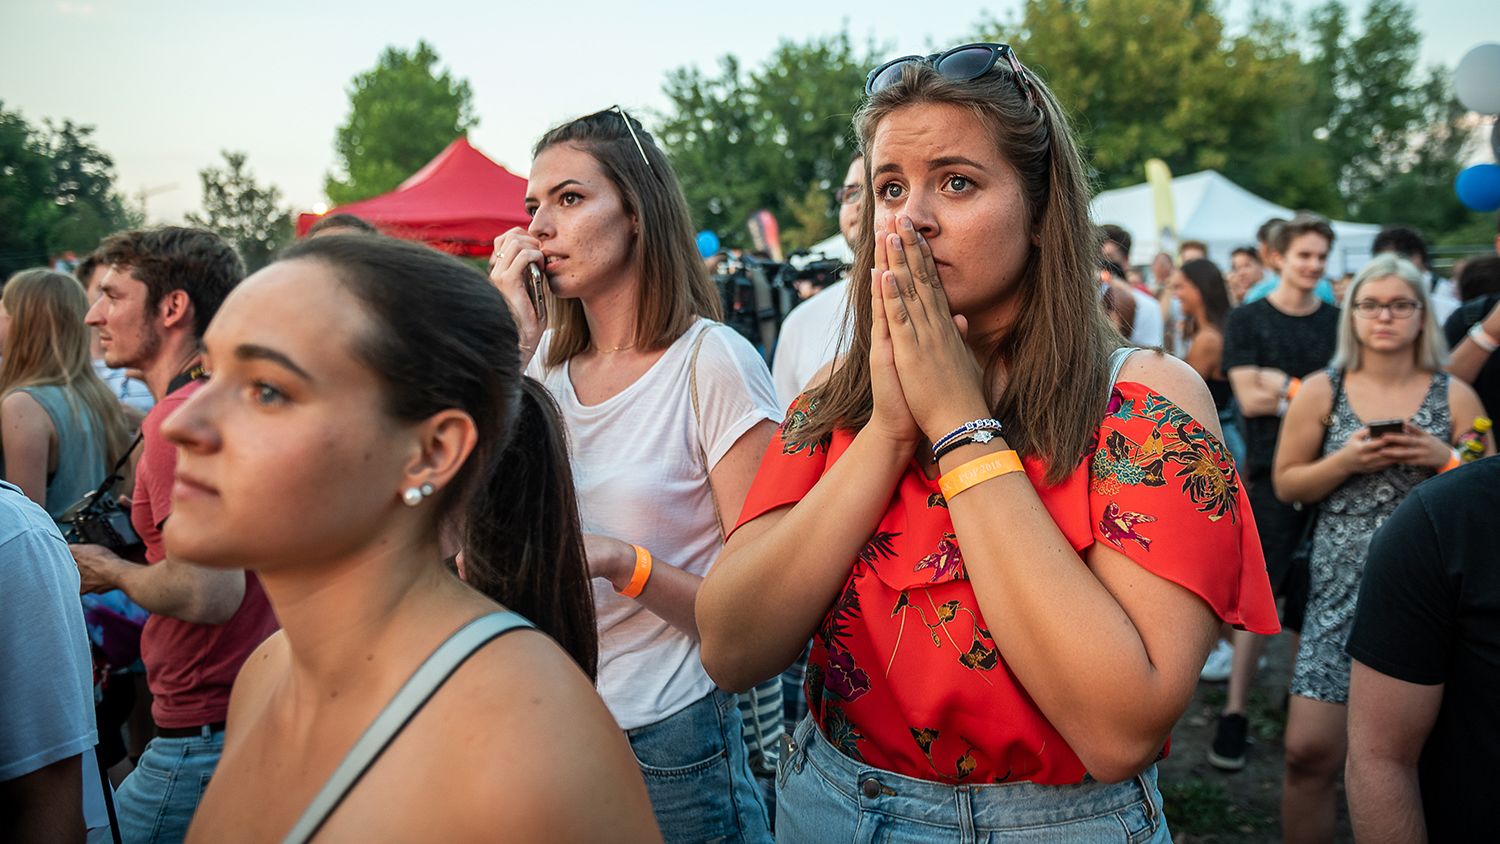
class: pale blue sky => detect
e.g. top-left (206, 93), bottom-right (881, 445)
top-left (1, 0), bottom-right (1493, 221)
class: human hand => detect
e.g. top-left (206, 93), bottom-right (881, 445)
top-left (71, 543), bottom-right (126, 594)
top-left (1374, 424), bottom-right (1454, 470)
top-left (866, 216), bottom-right (922, 448)
top-left (582, 533), bottom-right (634, 589)
top-left (1334, 429), bottom-right (1399, 475)
top-left (488, 228), bottom-right (548, 364)
top-left (874, 215), bottom-right (988, 443)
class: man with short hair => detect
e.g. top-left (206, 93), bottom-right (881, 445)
top-left (1373, 225), bottom-right (1456, 322)
top-left (1227, 246), bottom-right (1263, 305)
top-left (1243, 216), bottom-right (1337, 305)
top-left (1179, 240), bottom-right (1208, 263)
top-left (771, 153), bottom-right (862, 408)
top-left (71, 227), bottom-right (278, 843)
top-left (1212, 212), bottom-right (1341, 771)
top-left (1345, 458), bottom-right (1500, 842)
top-left (76, 252), bottom-right (154, 414)
top-left (1099, 224), bottom-right (1164, 347)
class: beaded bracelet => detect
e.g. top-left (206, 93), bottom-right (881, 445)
top-left (931, 418), bottom-right (1004, 460)
top-left (933, 429), bottom-right (1000, 461)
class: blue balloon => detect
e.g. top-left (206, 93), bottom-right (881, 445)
top-left (1456, 164), bottom-right (1500, 213)
top-left (696, 230), bottom-right (721, 258)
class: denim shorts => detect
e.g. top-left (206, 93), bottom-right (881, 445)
top-left (625, 688), bottom-right (773, 844)
top-left (776, 716), bottom-right (1171, 844)
top-left (114, 728), bottom-right (224, 844)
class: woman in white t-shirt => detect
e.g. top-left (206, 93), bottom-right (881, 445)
top-left (490, 107), bottom-right (780, 844)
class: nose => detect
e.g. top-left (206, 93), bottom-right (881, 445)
top-left (84, 295), bottom-right (105, 327)
top-left (160, 380), bottom-right (221, 453)
top-left (901, 189), bottom-right (940, 240)
top-left (526, 207), bottom-right (553, 241)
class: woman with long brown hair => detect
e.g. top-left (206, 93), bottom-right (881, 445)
top-left (489, 108), bottom-right (780, 842)
top-left (0, 269), bottom-right (133, 520)
top-left (698, 46), bottom-right (1279, 840)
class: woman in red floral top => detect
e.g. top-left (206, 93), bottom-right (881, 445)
top-left (698, 46), bottom-right (1279, 842)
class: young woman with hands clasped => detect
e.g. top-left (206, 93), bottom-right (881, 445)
top-left (489, 108), bottom-right (779, 843)
top-left (697, 47), bottom-right (1279, 841)
top-left (180, 236), bottom-right (659, 843)
top-left (1271, 253), bottom-right (1491, 844)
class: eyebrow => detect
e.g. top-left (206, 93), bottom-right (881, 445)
top-left (525, 179), bottom-right (585, 205)
top-left (872, 156), bottom-right (990, 176)
top-left (234, 344), bottom-right (313, 381)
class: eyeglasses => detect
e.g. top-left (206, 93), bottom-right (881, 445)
top-left (608, 104), bottom-right (652, 172)
top-left (1352, 299), bottom-right (1422, 319)
top-left (865, 43), bottom-right (1039, 110)
top-left (833, 184), bottom-right (861, 205)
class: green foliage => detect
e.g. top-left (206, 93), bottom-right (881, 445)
top-left (0, 101), bottom-right (137, 279)
top-left (187, 151), bottom-right (293, 273)
top-left (325, 41), bottom-right (477, 206)
top-left (656, 33), bottom-right (874, 251)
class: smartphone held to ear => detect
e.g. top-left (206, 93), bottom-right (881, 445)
top-left (526, 263), bottom-right (546, 318)
top-left (1368, 419), bottom-right (1404, 438)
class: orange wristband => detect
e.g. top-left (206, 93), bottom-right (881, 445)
top-left (1284, 377), bottom-right (1302, 400)
top-left (618, 544), bottom-right (653, 599)
top-left (939, 450), bottom-right (1025, 501)
top-left (1440, 451), bottom-right (1462, 474)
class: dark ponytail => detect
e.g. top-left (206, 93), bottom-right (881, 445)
top-left (276, 234), bottom-right (598, 679)
top-left (462, 378), bottom-right (597, 679)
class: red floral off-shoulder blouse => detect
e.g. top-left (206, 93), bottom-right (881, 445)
top-left (731, 381), bottom-right (1280, 785)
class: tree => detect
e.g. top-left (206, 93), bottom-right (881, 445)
top-left (656, 32), bottom-right (875, 251)
top-left (188, 151), bottom-right (293, 272)
top-left (325, 41), bottom-right (477, 206)
top-left (0, 102), bottom-right (137, 279)
top-left (980, 0), bottom-right (1303, 195)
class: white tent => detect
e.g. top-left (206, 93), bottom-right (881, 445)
top-left (1090, 170), bottom-right (1380, 277)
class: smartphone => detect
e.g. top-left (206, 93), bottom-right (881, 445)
top-left (525, 263), bottom-right (546, 318)
top-left (1368, 419), bottom-right (1405, 438)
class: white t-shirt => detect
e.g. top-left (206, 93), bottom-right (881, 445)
top-left (529, 319), bottom-right (781, 729)
top-left (771, 278), bottom-right (854, 409)
top-left (1128, 286), bottom-right (1165, 348)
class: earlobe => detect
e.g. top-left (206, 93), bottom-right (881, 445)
top-left (399, 409), bottom-right (479, 504)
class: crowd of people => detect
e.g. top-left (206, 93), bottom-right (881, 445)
top-left (3, 41), bottom-right (1498, 844)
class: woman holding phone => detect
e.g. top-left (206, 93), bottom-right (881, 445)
top-left (697, 46), bottom-right (1279, 841)
top-left (180, 235), bottom-right (659, 842)
top-left (1271, 253), bottom-right (1491, 843)
top-left (489, 108), bottom-right (779, 843)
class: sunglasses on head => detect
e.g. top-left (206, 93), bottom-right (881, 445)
top-left (865, 43), bottom-right (1040, 111)
top-left (603, 104), bottom-right (652, 172)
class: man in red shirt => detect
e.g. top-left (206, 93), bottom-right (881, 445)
top-left (72, 227), bottom-right (278, 843)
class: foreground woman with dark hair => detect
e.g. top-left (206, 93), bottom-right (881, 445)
top-left (181, 235), bottom-right (659, 842)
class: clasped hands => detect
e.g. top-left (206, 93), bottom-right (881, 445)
top-left (868, 215), bottom-right (990, 450)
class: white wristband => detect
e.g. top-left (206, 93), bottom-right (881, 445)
top-left (1469, 322), bottom-right (1500, 354)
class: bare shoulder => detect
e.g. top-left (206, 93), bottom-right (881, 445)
top-left (225, 631), bottom-right (288, 730)
top-left (0, 390), bottom-right (48, 425)
top-left (1118, 350), bottom-right (1219, 424)
top-left (406, 630), bottom-right (658, 839)
top-left (1446, 372), bottom-right (1484, 411)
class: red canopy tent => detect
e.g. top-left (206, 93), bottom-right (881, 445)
top-left (296, 137), bottom-right (528, 256)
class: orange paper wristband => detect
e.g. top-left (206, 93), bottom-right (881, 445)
top-left (618, 544), bottom-right (653, 599)
top-left (939, 450), bottom-right (1024, 501)
top-left (1440, 451), bottom-right (1462, 474)
top-left (1285, 377), bottom-right (1302, 400)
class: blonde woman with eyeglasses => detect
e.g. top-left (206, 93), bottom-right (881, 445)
top-left (1271, 253), bottom-right (1492, 843)
top-left (489, 108), bottom-right (779, 843)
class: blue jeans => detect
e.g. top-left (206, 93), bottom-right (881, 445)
top-left (115, 729), bottom-right (223, 844)
top-left (626, 688), bottom-right (772, 844)
top-left (777, 716), bottom-right (1171, 843)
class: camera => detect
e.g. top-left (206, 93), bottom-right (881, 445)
top-left (709, 250), bottom-right (849, 357)
top-left (60, 485), bottom-right (143, 554)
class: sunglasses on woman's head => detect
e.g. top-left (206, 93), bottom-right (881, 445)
top-left (865, 43), bottom-right (1040, 111)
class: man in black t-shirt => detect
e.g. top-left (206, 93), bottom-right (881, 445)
top-left (1443, 290), bottom-right (1500, 418)
top-left (1208, 213), bottom-right (1340, 771)
top-left (1345, 458), bottom-right (1500, 842)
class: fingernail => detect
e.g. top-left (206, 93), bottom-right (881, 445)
top-left (891, 235), bottom-right (903, 251)
top-left (884, 272), bottom-right (898, 292)
top-left (900, 217), bottom-right (914, 230)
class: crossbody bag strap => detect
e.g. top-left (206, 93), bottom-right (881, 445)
top-left (688, 323), bottom-right (725, 538)
top-left (281, 611), bottom-right (535, 844)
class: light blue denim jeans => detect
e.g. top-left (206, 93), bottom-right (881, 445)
top-left (776, 716), bottom-right (1171, 844)
top-left (114, 728), bottom-right (223, 844)
top-left (626, 688), bottom-right (773, 844)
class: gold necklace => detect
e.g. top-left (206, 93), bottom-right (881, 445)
top-left (590, 342), bottom-right (636, 353)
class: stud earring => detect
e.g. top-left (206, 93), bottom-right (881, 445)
top-left (420, 482), bottom-right (435, 497)
top-left (402, 487), bottom-right (425, 507)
